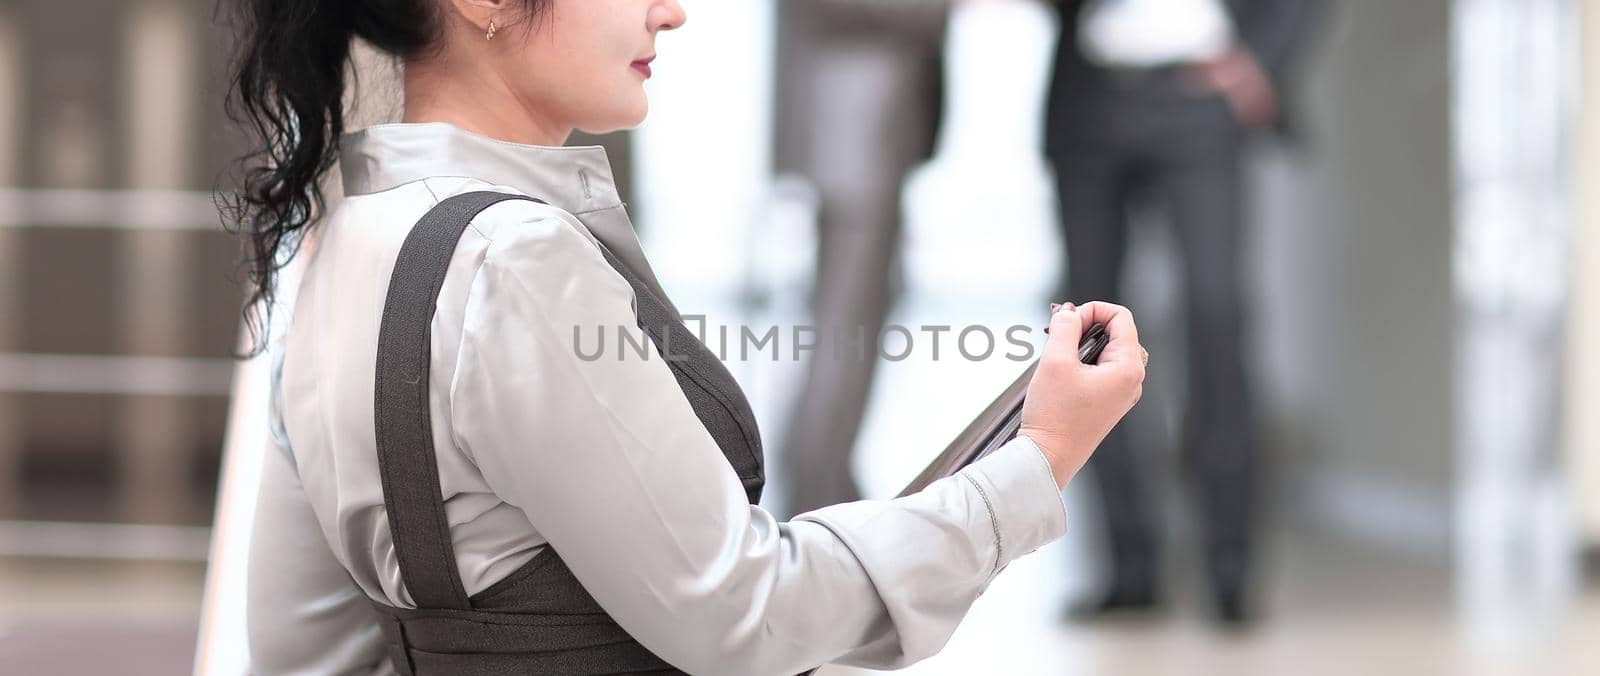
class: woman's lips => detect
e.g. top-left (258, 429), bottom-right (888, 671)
top-left (631, 58), bottom-right (654, 78)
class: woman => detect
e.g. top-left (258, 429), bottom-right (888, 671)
top-left (227, 0), bottom-right (1147, 673)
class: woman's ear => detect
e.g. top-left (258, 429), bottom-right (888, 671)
top-left (443, 0), bottom-right (520, 35)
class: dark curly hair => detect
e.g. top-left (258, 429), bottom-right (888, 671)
top-left (217, 0), bottom-right (543, 357)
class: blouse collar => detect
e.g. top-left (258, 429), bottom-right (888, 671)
top-left (338, 121), bottom-right (621, 216)
top-left (336, 121), bottom-right (682, 318)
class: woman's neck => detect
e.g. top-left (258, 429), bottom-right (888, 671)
top-left (400, 59), bottom-right (571, 147)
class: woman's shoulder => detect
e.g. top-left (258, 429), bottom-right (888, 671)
top-left (421, 176), bottom-right (606, 254)
top-left (419, 177), bottom-right (631, 310)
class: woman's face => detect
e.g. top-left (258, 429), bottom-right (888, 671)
top-left (490, 0), bottom-right (686, 135)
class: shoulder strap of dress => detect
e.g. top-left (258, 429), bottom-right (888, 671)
top-left (374, 190), bottom-right (543, 610)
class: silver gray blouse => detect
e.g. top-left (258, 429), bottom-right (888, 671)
top-left (246, 121), bottom-right (1069, 675)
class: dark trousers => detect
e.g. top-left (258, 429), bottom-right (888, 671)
top-left (1047, 78), bottom-right (1257, 598)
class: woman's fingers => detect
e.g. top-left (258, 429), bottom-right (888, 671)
top-left (1075, 301), bottom-right (1137, 345)
top-left (1046, 300), bottom-right (1143, 373)
top-left (1075, 302), bottom-right (1145, 382)
top-left (1080, 302), bottom-right (1140, 356)
top-left (1045, 302), bottom-right (1086, 356)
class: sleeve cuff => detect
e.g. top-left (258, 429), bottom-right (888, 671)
top-left (956, 435), bottom-right (1069, 576)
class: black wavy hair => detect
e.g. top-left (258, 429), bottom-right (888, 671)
top-left (217, 0), bottom-right (541, 358)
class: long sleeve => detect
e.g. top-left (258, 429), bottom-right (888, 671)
top-left (1233, 0), bottom-right (1324, 80)
top-left (246, 347), bottom-right (390, 675)
top-left (449, 207), bottom-right (1069, 675)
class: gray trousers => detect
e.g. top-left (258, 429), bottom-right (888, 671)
top-left (774, 2), bottom-right (946, 516)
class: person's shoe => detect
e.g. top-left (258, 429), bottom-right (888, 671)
top-left (1064, 585), bottom-right (1159, 623)
top-left (1212, 586), bottom-right (1254, 629)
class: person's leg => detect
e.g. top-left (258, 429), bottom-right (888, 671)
top-left (1158, 126), bottom-right (1258, 623)
top-left (779, 40), bottom-right (937, 516)
top-left (1049, 141), bottom-right (1160, 612)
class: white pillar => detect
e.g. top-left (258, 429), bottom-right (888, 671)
top-left (1452, 0), bottom-right (1581, 652)
top-left (0, 6), bottom-right (23, 518)
top-left (116, 0), bottom-right (197, 523)
top-left (1569, 0), bottom-right (1600, 560)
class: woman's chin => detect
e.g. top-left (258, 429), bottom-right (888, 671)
top-left (617, 99), bottom-right (650, 130)
top-left (575, 96), bottom-right (649, 135)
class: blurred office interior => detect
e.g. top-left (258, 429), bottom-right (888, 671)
top-left (0, 0), bottom-right (1597, 673)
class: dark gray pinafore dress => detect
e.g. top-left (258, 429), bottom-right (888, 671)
top-left (368, 191), bottom-right (769, 675)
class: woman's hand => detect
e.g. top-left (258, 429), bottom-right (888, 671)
top-left (1019, 301), bottom-right (1147, 489)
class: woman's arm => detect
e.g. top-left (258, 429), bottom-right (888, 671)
top-left (245, 355), bottom-right (389, 675)
top-left (450, 207), bottom-right (1069, 675)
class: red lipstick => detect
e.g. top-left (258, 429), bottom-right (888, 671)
top-left (632, 57), bottom-right (654, 78)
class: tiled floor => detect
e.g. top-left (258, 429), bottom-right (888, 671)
top-left (822, 526), bottom-right (1600, 676)
top-left (2, 529), bottom-right (1594, 674)
top-left (0, 559), bottom-right (203, 674)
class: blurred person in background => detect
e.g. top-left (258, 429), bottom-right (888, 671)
top-left (1043, 0), bottom-right (1320, 625)
top-left (773, 0), bottom-right (950, 516)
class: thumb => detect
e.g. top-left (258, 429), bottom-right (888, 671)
top-left (1045, 302), bottom-right (1085, 354)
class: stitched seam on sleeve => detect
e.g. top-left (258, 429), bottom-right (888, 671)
top-left (1017, 436), bottom-right (1069, 526)
top-left (421, 177), bottom-right (443, 205)
top-left (961, 473), bottom-right (1004, 575)
top-left (1019, 435), bottom-right (1061, 491)
top-left (443, 217), bottom-right (521, 466)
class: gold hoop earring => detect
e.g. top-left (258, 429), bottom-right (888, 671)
top-left (486, 18), bottom-right (497, 41)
